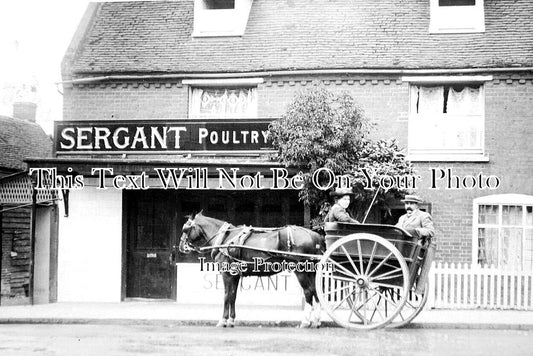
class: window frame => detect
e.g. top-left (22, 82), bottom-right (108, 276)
top-left (429, 0), bottom-right (485, 34)
top-left (184, 78), bottom-right (263, 120)
top-left (403, 75), bottom-right (491, 162)
top-left (192, 0), bottom-right (253, 37)
top-left (473, 194), bottom-right (533, 270)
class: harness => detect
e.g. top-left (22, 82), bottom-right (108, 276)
top-left (181, 218), bottom-right (297, 263)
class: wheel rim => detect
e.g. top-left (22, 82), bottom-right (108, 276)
top-left (386, 280), bottom-right (429, 328)
top-left (315, 233), bottom-right (410, 330)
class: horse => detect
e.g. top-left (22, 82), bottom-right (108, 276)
top-left (178, 212), bottom-right (325, 328)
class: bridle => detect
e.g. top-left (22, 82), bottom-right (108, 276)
top-left (180, 218), bottom-right (232, 253)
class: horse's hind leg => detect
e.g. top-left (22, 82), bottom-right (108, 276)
top-left (311, 288), bottom-right (321, 328)
top-left (295, 271), bottom-right (318, 328)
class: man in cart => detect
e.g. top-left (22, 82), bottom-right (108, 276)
top-left (396, 194), bottom-right (435, 243)
top-left (324, 187), bottom-right (360, 223)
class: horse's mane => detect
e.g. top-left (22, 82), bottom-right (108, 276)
top-left (194, 212), bottom-right (232, 227)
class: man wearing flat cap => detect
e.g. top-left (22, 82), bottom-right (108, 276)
top-left (396, 194), bottom-right (435, 241)
top-left (324, 187), bottom-right (360, 223)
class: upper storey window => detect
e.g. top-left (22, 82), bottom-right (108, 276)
top-left (429, 0), bottom-right (485, 33)
top-left (403, 75), bottom-right (492, 161)
top-left (184, 78), bottom-right (262, 119)
top-left (193, 0), bottom-right (253, 37)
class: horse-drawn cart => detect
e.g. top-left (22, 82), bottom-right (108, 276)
top-left (316, 222), bottom-right (434, 330)
top-left (180, 213), bottom-right (435, 330)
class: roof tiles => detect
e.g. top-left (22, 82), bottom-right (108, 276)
top-left (69, 0), bottom-right (533, 75)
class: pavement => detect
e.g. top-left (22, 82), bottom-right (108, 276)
top-left (1, 302), bottom-right (532, 330)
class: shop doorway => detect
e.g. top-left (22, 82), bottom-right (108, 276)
top-left (125, 190), bottom-right (177, 299)
top-left (124, 189), bottom-right (305, 299)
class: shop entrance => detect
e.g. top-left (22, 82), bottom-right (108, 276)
top-left (124, 189), bottom-right (305, 299)
top-left (125, 190), bottom-right (177, 299)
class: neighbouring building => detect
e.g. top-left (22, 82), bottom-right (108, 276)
top-left (26, 0), bottom-right (532, 307)
top-left (0, 103), bottom-right (53, 305)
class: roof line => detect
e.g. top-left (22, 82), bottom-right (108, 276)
top-left (58, 67), bottom-right (533, 85)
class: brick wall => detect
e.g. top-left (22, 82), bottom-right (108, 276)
top-left (62, 73), bottom-right (533, 264)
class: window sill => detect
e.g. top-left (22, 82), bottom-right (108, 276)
top-left (192, 31), bottom-right (244, 38)
top-left (408, 154), bottom-right (489, 162)
top-left (429, 27), bottom-right (485, 34)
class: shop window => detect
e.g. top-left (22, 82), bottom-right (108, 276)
top-left (193, 0), bottom-right (252, 37)
top-left (406, 79), bottom-right (486, 160)
top-left (429, 0), bottom-right (484, 33)
top-left (474, 195), bottom-right (533, 270)
top-left (189, 86), bottom-right (258, 119)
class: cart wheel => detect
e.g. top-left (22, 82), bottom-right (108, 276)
top-left (315, 233), bottom-right (410, 330)
top-left (386, 280), bottom-right (429, 328)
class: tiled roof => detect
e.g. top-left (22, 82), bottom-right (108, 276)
top-left (69, 0), bottom-right (533, 75)
top-left (0, 116), bottom-right (53, 171)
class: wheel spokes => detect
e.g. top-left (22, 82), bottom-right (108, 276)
top-left (367, 252), bottom-right (393, 278)
top-left (340, 245), bottom-right (362, 275)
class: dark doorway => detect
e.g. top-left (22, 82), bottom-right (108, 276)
top-left (125, 190), bottom-right (177, 299)
top-left (124, 189), bottom-right (305, 297)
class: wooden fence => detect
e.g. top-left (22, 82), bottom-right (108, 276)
top-left (427, 262), bottom-right (533, 310)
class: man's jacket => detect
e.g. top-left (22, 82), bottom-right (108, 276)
top-left (396, 209), bottom-right (435, 239)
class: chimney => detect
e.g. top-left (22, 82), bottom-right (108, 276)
top-left (13, 102), bottom-right (37, 123)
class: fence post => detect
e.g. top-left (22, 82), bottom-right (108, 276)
top-left (427, 261), bottom-right (436, 309)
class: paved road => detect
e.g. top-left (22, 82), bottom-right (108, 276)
top-left (0, 324), bottom-right (531, 356)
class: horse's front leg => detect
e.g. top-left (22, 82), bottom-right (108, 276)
top-left (217, 272), bottom-right (240, 327)
top-left (228, 274), bottom-right (240, 328)
top-left (295, 271), bottom-right (317, 328)
top-left (217, 272), bottom-right (231, 327)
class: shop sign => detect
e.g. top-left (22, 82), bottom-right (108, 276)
top-left (54, 119), bottom-right (274, 154)
top-left (175, 263), bottom-right (303, 306)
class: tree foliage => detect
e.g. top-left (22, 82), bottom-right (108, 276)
top-left (269, 86), bottom-right (416, 227)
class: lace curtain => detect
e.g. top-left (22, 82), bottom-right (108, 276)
top-left (416, 86), bottom-right (444, 114)
top-left (190, 87), bottom-right (257, 118)
top-left (447, 86), bottom-right (481, 115)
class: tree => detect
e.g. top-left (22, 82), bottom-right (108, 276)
top-left (269, 86), bottom-right (416, 227)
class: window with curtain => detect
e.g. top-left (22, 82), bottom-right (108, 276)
top-left (475, 197), bottom-right (533, 270)
top-left (189, 87), bottom-right (257, 119)
top-left (408, 84), bottom-right (484, 156)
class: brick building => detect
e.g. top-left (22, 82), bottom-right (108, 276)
top-left (28, 0), bottom-right (532, 303)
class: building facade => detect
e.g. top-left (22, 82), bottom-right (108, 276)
top-left (28, 0), bottom-right (533, 303)
top-left (0, 105), bottom-right (53, 305)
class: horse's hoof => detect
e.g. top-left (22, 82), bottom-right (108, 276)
top-left (216, 320), bottom-right (227, 327)
top-left (227, 319), bottom-right (235, 328)
top-left (310, 321), bottom-right (321, 329)
top-left (299, 321), bottom-right (311, 328)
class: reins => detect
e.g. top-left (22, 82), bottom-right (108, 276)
top-left (181, 218), bottom-right (240, 253)
top-left (181, 218), bottom-right (279, 264)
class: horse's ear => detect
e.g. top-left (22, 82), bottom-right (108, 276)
top-left (197, 209), bottom-right (204, 216)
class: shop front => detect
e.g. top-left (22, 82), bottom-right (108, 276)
top-left (28, 118), bottom-right (308, 306)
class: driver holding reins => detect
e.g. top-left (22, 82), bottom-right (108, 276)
top-left (395, 194), bottom-right (435, 242)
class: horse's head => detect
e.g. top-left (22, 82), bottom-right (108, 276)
top-left (178, 213), bottom-right (205, 253)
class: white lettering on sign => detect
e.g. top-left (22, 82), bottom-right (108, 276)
top-left (59, 126), bottom-right (188, 150)
top-left (202, 273), bottom-right (290, 292)
top-left (175, 263), bottom-right (303, 306)
top-left (197, 129), bottom-right (270, 145)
